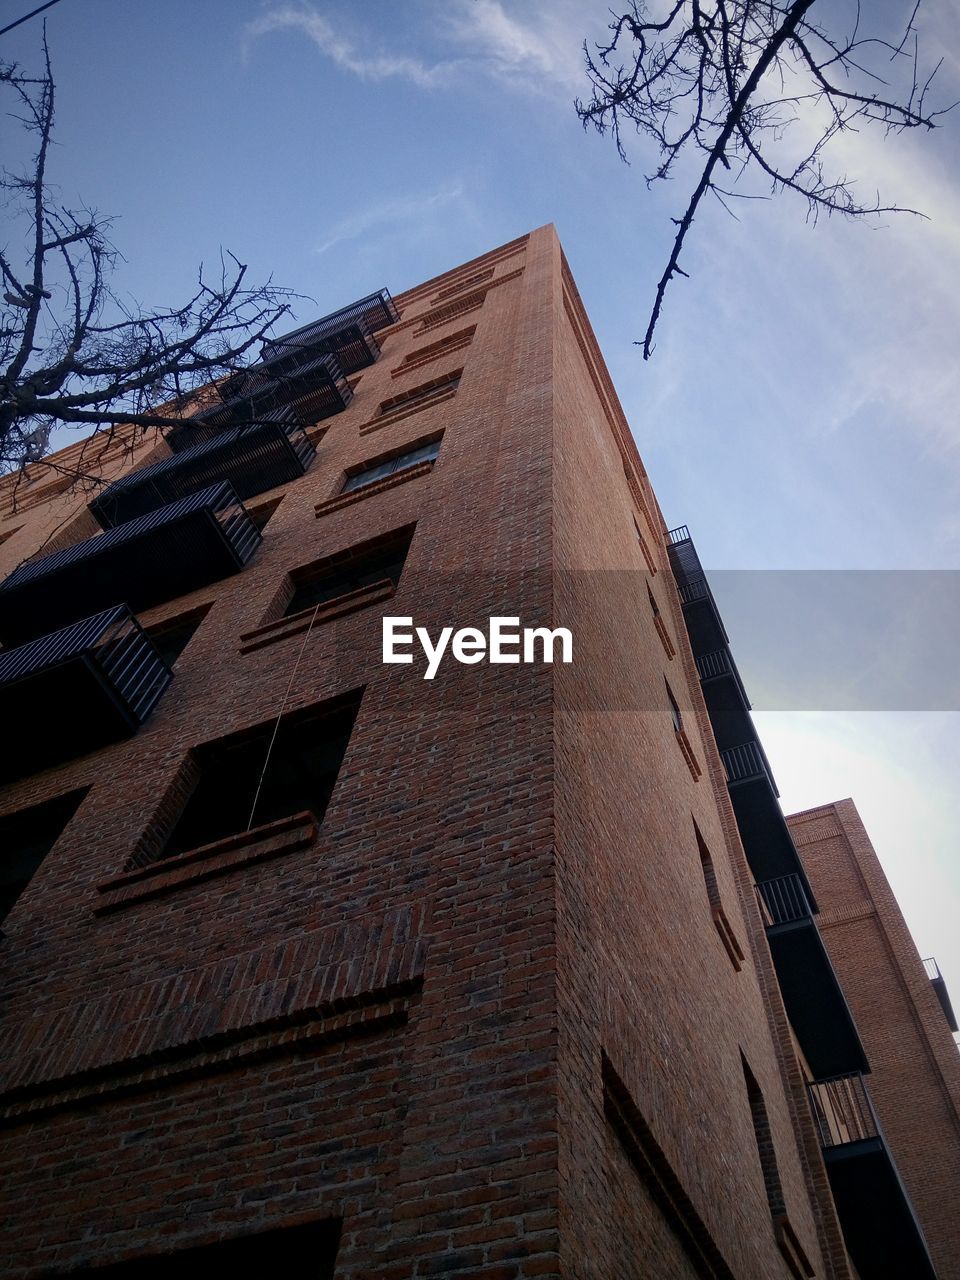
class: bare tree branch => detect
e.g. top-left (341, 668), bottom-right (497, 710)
top-left (576, 0), bottom-right (953, 357)
top-left (0, 33), bottom-right (300, 473)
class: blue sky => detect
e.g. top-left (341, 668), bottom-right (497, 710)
top-left (5, 0), bottom-right (960, 1015)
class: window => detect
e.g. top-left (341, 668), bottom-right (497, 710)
top-left (694, 820), bottom-right (744, 970)
top-left (247, 494), bottom-right (284, 532)
top-left (0, 788), bottom-right (88, 925)
top-left (162, 692), bottom-right (362, 858)
top-left (145, 604), bottom-right (211, 669)
top-left (378, 372), bottom-right (461, 419)
top-left (287, 526), bottom-right (414, 618)
top-left (741, 1054), bottom-right (786, 1218)
top-left (666, 680), bottom-right (683, 733)
top-left (342, 438), bottom-right (441, 494)
top-left (62, 1217), bottom-right (341, 1278)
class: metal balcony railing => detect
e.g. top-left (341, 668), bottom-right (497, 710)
top-left (667, 525), bottom-right (691, 544)
top-left (0, 483), bottom-right (260, 647)
top-left (260, 288), bottom-right (399, 364)
top-left (0, 605), bottom-right (171, 781)
top-left (90, 418), bottom-right (315, 528)
top-left (755, 874), bottom-right (813, 927)
top-left (256, 316), bottom-right (380, 380)
top-left (719, 740), bottom-right (768, 783)
top-left (923, 956), bottom-right (959, 1033)
top-left (695, 649), bottom-right (731, 680)
top-left (807, 1073), bottom-right (879, 1149)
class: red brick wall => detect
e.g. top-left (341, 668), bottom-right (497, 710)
top-left (789, 799), bottom-right (960, 1279)
top-left (0, 227), bottom-right (840, 1278)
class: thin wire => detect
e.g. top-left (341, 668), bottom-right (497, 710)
top-left (246, 600), bottom-right (322, 832)
top-left (0, 0), bottom-right (66, 37)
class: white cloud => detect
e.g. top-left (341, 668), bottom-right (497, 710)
top-left (315, 183), bottom-right (467, 256)
top-left (243, 6), bottom-right (456, 89)
top-left (245, 1), bottom-right (603, 96)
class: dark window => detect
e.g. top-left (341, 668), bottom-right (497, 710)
top-left (145, 605), bottom-right (211, 669)
top-left (378, 373), bottom-right (460, 417)
top-left (695, 822), bottom-right (721, 912)
top-left (647, 583), bottom-right (660, 618)
top-left (342, 438), bottom-right (441, 494)
top-left (248, 495), bottom-right (284, 532)
top-left (741, 1054), bottom-right (786, 1218)
top-left (666, 681), bottom-right (683, 733)
top-left (50, 1217), bottom-right (340, 1278)
top-left (162, 692), bottom-right (362, 858)
top-left (0, 788), bottom-right (88, 925)
top-left (287, 526), bottom-right (415, 618)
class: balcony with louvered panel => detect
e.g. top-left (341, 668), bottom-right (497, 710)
top-left (257, 288), bottom-right (399, 378)
top-left (807, 1074), bottom-right (937, 1280)
top-left (0, 605), bottom-right (171, 782)
top-left (0, 483), bottom-right (260, 647)
top-left (755, 875), bottom-right (868, 1078)
top-left (90, 417), bottom-right (315, 528)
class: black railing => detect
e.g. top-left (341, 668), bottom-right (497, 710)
top-left (0, 483), bottom-right (260, 647)
top-left (0, 605), bottom-right (171, 781)
top-left (667, 525), bottom-right (691, 544)
top-left (90, 418), bottom-right (315, 528)
top-left (755, 874), bottom-right (813, 927)
top-left (677, 574), bottom-right (709, 604)
top-left (260, 288), bottom-right (399, 365)
top-left (720, 740), bottom-right (767, 783)
top-left (695, 649), bottom-right (731, 680)
top-left (807, 1073), bottom-right (879, 1149)
top-left (257, 317), bottom-right (380, 380)
top-left (923, 956), bottom-right (959, 1033)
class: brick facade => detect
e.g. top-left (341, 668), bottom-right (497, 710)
top-left (788, 799), bottom-right (960, 1278)
top-left (0, 226), bottom-right (895, 1277)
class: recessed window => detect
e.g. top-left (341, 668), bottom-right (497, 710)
top-left (0, 788), bottom-right (89, 925)
top-left (247, 495), bottom-right (284, 532)
top-left (666, 680), bottom-right (683, 733)
top-left (287, 525), bottom-right (414, 618)
top-left (378, 372), bottom-right (461, 419)
top-left (694, 820), bottom-right (744, 970)
top-left (342, 437), bottom-right (441, 494)
top-left (63, 1217), bottom-right (341, 1278)
top-left (161, 691), bottom-right (362, 859)
top-left (742, 1054), bottom-right (786, 1218)
top-left (145, 604), bottom-right (212, 669)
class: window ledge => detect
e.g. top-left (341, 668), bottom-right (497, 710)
top-left (774, 1215), bottom-right (815, 1280)
top-left (94, 811), bottom-right (318, 913)
top-left (240, 580), bottom-right (396, 654)
top-left (711, 905), bottom-right (745, 972)
top-left (359, 389), bottom-right (457, 436)
top-left (653, 614), bottom-right (675, 659)
top-left (675, 728), bottom-right (702, 780)
top-left (315, 461), bottom-right (433, 519)
top-left (391, 337), bottom-right (473, 378)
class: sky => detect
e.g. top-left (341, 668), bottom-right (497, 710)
top-left (3, 0), bottom-right (959, 1022)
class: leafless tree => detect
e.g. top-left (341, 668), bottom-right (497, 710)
top-left (0, 33), bottom-right (297, 473)
top-left (577, 1), bottom-right (952, 357)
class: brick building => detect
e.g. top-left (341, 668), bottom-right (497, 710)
top-left (0, 224), bottom-right (956, 1278)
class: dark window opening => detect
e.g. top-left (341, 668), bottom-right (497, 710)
top-left (666, 680), bottom-right (683, 733)
top-left (0, 788), bottom-right (89, 925)
top-left (50, 1216), bottom-right (341, 1278)
top-left (647, 583), bottom-right (660, 618)
top-left (145, 605), bottom-right (211, 670)
top-left (162, 691), bottom-right (362, 858)
top-left (287, 525), bottom-right (415, 617)
top-left (742, 1054), bottom-right (786, 1219)
top-left (248, 495), bottom-right (284, 532)
top-left (378, 372), bottom-right (461, 417)
top-left (342, 437), bottom-right (441, 495)
top-left (695, 822), bottom-right (720, 911)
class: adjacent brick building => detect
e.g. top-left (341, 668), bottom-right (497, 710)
top-left (0, 224), bottom-right (955, 1278)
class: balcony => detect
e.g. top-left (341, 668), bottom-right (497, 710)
top-left (807, 1074), bottom-right (937, 1279)
top-left (923, 956), bottom-right (959, 1033)
top-left (90, 418), bottom-right (315, 528)
top-left (666, 527), bottom-right (729, 653)
top-left (220, 352), bottom-right (353, 421)
top-left (258, 288), bottom-right (399, 374)
top-left (0, 605), bottom-right (171, 782)
top-left (756, 875), bottom-right (868, 1079)
top-left (0, 483), bottom-right (260, 647)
